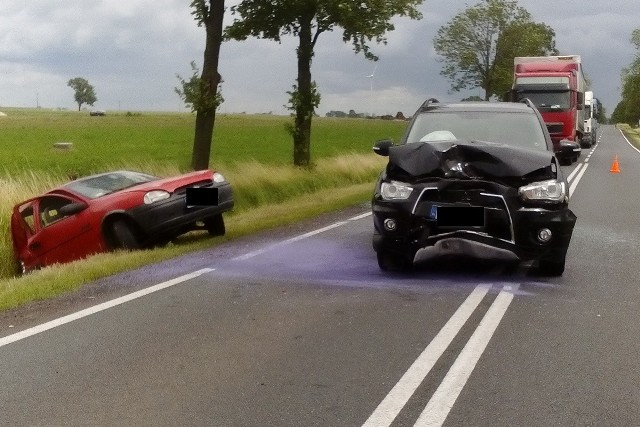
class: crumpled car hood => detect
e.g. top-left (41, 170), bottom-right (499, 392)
top-left (387, 140), bottom-right (556, 184)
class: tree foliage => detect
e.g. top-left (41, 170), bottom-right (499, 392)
top-left (67, 77), bottom-right (97, 111)
top-left (433, 0), bottom-right (556, 100)
top-left (225, 0), bottom-right (423, 167)
top-left (175, 61), bottom-right (224, 112)
top-left (612, 28), bottom-right (640, 125)
top-left (184, 0), bottom-right (225, 171)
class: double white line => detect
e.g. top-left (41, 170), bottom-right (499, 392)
top-left (363, 283), bottom-right (517, 427)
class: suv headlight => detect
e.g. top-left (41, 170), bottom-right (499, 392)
top-left (380, 181), bottom-right (413, 200)
top-left (144, 190), bottom-right (171, 204)
top-left (519, 180), bottom-right (566, 203)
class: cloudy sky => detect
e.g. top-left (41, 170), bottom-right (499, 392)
top-left (0, 0), bottom-right (638, 116)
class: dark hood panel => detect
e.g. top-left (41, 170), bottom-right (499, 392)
top-left (387, 140), bottom-right (556, 184)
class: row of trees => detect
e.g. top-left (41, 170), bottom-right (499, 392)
top-left (611, 29), bottom-right (640, 125)
top-left (175, 0), bottom-right (561, 170)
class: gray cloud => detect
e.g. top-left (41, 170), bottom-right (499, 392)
top-left (0, 0), bottom-right (637, 115)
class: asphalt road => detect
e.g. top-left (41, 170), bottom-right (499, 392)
top-left (1, 125), bottom-right (639, 426)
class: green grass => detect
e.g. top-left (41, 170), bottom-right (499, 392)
top-left (0, 108), bottom-right (404, 310)
top-left (0, 108), bottom-right (404, 175)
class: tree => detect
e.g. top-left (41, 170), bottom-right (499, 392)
top-left (493, 21), bottom-right (557, 98)
top-left (614, 28), bottom-right (640, 125)
top-left (67, 77), bottom-right (97, 111)
top-left (433, 0), bottom-right (556, 100)
top-left (225, 0), bottom-right (423, 167)
top-left (181, 0), bottom-right (225, 171)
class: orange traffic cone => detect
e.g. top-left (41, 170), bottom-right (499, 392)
top-left (610, 155), bottom-right (621, 173)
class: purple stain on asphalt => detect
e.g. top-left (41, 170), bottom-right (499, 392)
top-left (208, 237), bottom-right (555, 295)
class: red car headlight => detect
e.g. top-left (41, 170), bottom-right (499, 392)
top-left (144, 190), bottom-right (171, 204)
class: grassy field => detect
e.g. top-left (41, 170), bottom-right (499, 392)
top-left (0, 108), bottom-right (406, 310)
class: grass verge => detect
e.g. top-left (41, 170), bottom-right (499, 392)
top-left (618, 124), bottom-right (640, 149)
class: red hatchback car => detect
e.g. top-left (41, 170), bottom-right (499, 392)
top-left (11, 169), bottom-right (234, 274)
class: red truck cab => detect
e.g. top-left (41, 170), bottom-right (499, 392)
top-left (512, 55), bottom-right (586, 164)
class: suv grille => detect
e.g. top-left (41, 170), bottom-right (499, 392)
top-left (412, 187), bottom-right (513, 242)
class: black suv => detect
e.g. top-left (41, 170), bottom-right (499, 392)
top-left (371, 99), bottom-right (577, 276)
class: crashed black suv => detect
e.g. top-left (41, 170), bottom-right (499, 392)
top-left (371, 99), bottom-right (577, 276)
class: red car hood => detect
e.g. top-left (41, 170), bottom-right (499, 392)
top-left (45, 170), bottom-right (217, 200)
top-left (117, 170), bottom-right (215, 194)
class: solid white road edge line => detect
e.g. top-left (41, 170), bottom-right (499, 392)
top-left (619, 127), bottom-right (640, 154)
top-left (361, 284), bottom-right (491, 427)
top-left (413, 284), bottom-right (518, 427)
top-left (0, 268), bottom-right (214, 348)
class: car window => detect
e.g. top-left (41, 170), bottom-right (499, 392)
top-left (18, 203), bottom-right (36, 233)
top-left (38, 196), bottom-right (76, 228)
top-left (405, 111), bottom-right (548, 152)
top-left (65, 171), bottom-right (158, 198)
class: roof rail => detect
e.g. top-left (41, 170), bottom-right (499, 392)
top-left (419, 98), bottom-right (440, 110)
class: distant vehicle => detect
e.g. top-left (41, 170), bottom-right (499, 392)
top-left (89, 110), bottom-right (106, 116)
top-left (371, 99), bottom-right (577, 276)
top-left (11, 169), bottom-right (234, 274)
top-left (583, 91), bottom-right (599, 146)
top-left (512, 55), bottom-right (586, 164)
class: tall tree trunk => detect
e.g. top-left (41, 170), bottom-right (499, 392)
top-left (192, 0), bottom-right (225, 171)
top-left (293, 19), bottom-right (314, 167)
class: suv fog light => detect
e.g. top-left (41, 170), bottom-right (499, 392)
top-left (384, 218), bottom-right (398, 232)
top-left (537, 228), bottom-right (552, 243)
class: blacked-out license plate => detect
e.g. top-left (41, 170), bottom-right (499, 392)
top-left (186, 187), bottom-right (219, 207)
top-left (436, 206), bottom-right (484, 227)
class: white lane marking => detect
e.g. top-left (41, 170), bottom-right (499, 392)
top-left (234, 213), bottom-right (369, 261)
top-left (414, 285), bottom-right (517, 427)
top-left (349, 212), bottom-right (373, 221)
top-left (0, 268), bottom-right (214, 348)
top-left (569, 163), bottom-right (589, 198)
top-left (619, 128), bottom-right (640, 154)
top-left (362, 284), bottom-right (491, 427)
top-left (566, 162), bottom-right (583, 183)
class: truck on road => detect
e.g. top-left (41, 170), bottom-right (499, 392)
top-left (511, 55), bottom-right (586, 164)
top-left (583, 91), bottom-right (599, 146)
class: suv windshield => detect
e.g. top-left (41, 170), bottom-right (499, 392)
top-left (405, 110), bottom-right (548, 152)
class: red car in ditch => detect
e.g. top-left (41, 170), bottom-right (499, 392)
top-left (11, 169), bottom-right (234, 274)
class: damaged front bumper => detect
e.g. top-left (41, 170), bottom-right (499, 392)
top-left (372, 180), bottom-right (577, 265)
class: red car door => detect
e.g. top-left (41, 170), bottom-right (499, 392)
top-left (27, 195), bottom-right (102, 268)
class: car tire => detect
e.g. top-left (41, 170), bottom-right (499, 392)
top-left (205, 214), bottom-right (225, 237)
top-left (14, 258), bottom-right (27, 276)
top-left (111, 220), bottom-right (140, 250)
top-left (536, 256), bottom-right (565, 277)
top-left (376, 251), bottom-right (412, 272)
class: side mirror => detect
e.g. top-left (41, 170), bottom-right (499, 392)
top-left (373, 139), bottom-right (394, 157)
top-left (59, 202), bottom-right (88, 216)
top-left (577, 92), bottom-right (584, 109)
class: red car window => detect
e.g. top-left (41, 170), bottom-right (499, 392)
top-left (39, 195), bottom-right (76, 228)
top-left (18, 203), bottom-right (36, 233)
